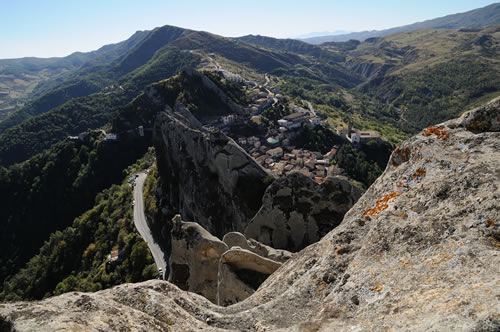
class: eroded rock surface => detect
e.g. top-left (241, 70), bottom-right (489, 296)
top-left (223, 232), bottom-right (292, 263)
top-left (245, 172), bottom-right (361, 251)
top-left (169, 215), bottom-right (228, 303)
top-left (1, 98), bottom-right (499, 331)
top-left (169, 215), bottom-right (290, 306)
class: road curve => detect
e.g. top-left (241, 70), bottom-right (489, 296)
top-left (133, 172), bottom-right (168, 279)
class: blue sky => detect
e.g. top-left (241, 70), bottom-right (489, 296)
top-left (0, 0), bottom-right (497, 59)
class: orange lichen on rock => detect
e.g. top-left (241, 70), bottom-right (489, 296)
top-left (316, 281), bottom-right (327, 292)
top-left (397, 182), bottom-right (403, 188)
top-left (372, 285), bottom-right (383, 292)
top-left (391, 146), bottom-right (411, 167)
top-left (413, 167), bottom-right (426, 179)
top-left (430, 252), bottom-right (454, 267)
top-left (362, 191), bottom-right (401, 216)
top-left (486, 218), bottom-right (494, 227)
top-left (423, 126), bottom-right (450, 140)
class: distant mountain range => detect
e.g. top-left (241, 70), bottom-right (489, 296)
top-left (292, 30), bottom-right (351, 39)
top-left (0, 2), bottom-right (499, 167)
top-left (301, 2), bottom-right (500, 44)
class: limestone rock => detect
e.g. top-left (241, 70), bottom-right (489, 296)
top-left (445, 95), bottom-right (500, 133)
top-left (154, 97), bottom-right (270, 238)
top-left (245, 172), bottom-right (361, 251)
top-left (221, 248), bottom-right (281, 276)
top-left (2, 98), bottom-right (499, 331)
top-left (169, 217), bottom-right (228, 303)
top-left (169, 216), bottom-right (289, 306)
top-left (217, 248), bottom-right (282, 306)
top-left (223, 232), bottom-right (292, 263)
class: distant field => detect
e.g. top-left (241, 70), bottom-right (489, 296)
top-left (0, 72), bottom-right (51, 120)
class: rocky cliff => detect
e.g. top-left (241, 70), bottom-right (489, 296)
top-left (1, 98), bottom-right (499, 331)
top-left (148, 70), bottom-right (270, 238)
top-left (245, 173), bottom-right (360, 252)
top-left (154, 103), bottom-right (270, 237)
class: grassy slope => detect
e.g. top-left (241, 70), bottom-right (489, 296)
top-left (0, 31), bottom-right (149, 126)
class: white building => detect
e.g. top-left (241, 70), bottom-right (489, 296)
top-left (221, 114), bottom-right (237, 125)
top-left (278, 113), bottom-right (307, 129)
top-left (104, 134), bottom-right (117, 141)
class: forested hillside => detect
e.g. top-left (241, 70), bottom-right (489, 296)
top-left (0, 155), bottom-right (156, 301)
top-left (0, 46), bottom-right (199, 166)
top-left (0, 130), bottom-right (150, 285)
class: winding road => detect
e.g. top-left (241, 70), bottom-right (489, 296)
top-left (133, 172), bottom-right (168, 279)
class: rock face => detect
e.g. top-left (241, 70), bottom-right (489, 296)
top-left (169, 215), bottom-right (291, 306)
top-left (152, 73), bottom-right (270, 238)
top-left (217, 248), bottom-right (282, 306)
top-left (169, 215), bottom-right (229, 303)
top-left (1, 98), bottom-right (499, 331)
top-left (245, 172), bottom-right (361, 251)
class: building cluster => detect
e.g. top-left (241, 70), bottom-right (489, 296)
top-left (249, 90), bottom-right (278, 115)
top-left (197, 71), bottom-right (383, 183)
top-left (249, 145), bottom-right (343, 183)
top-left (336, 123), bottom-right (382, 145)
top-left (277, 110), bottom-right (321, 131)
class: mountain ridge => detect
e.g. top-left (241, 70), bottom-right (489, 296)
top-left (301, 2), bottom-right (500, 44)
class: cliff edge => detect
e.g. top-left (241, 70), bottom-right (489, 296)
top-left (1, 98), bottom-right (498, 331)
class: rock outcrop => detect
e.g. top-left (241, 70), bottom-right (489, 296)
top-left (151, 71), bottom-right (271, 238)
top-left (169, 215), bottom-right (229, 303)
top-left (222, 232), bottom-right (292, 263)
top-left (169, 215), bottom-right (291, 306)
top-left (217, 248), bottom-right (282, 306)
top-left (1, 98), bottom-right (499, 331)
top-left (245, 172), bottom-right (361, 251)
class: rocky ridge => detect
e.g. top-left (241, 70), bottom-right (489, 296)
top-left (1, 98), bottom-right (499, 331)
top-left (151, 71), bottom-right (270, 238)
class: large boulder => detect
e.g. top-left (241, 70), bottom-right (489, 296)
top-left (245, 172), bottom-right (361, 251)
top-left (222, 232), bottom-right (292, 263)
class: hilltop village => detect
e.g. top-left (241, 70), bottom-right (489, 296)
top-left (200, 69), bottom-right (383, 183)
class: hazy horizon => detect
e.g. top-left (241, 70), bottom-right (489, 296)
top-left (1, 0), bottom-right (497, 59)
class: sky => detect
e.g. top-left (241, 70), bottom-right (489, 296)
top-left (0, 0), bottom-right (497, 59)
